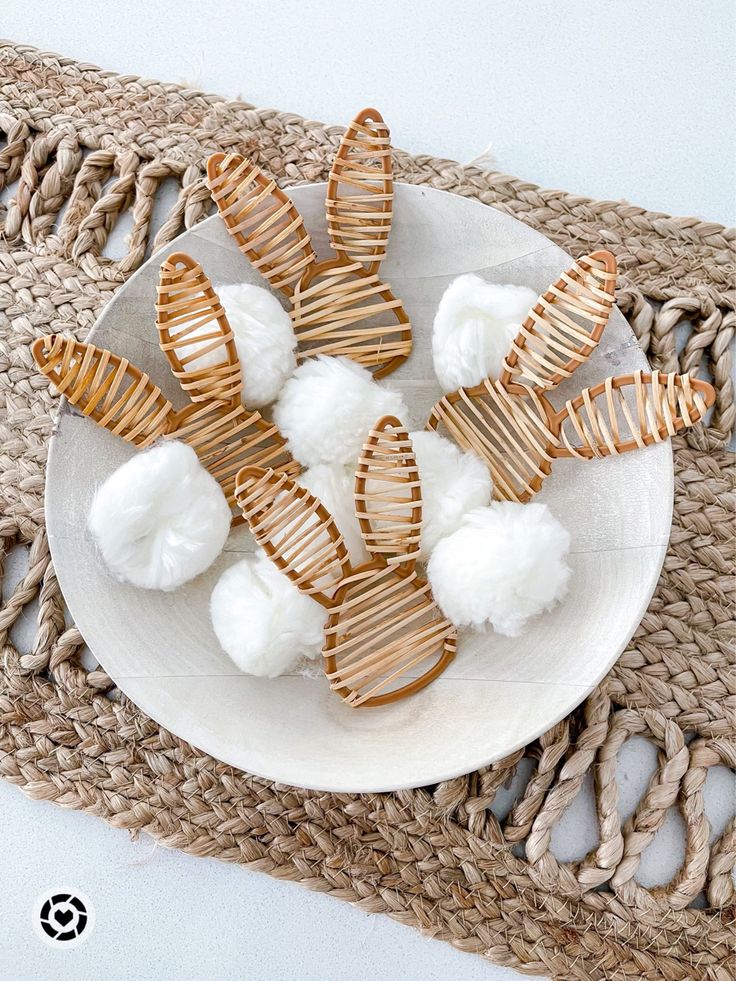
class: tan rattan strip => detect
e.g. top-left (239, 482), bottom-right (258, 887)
top-left (323, 563), bottom-right (456, 707)
top-left (556, 370), bottom-right (711, 458)
top-left (156, 251), bottom-right (242, 407)
top-left (235, 425), bottom-right (456, 708)
top-left (206, 153), bottom-right (315, 296)
top-left (501, 251), bottom-right (617, 392)
top-left (173, 401), bottom-right (298, 515)
top-left (289, 260), bottom-right (412, 375)
top-left (235, 467), bottom-right (350, 606)
top-left (325, 107), bottom-right (393, 273)
top-left (31, 333), bottom-right (174, 446)
top-left (354, 417), bottom-right (422, 564)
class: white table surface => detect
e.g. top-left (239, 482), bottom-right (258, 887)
top-left (2, 3), bottom-right (734, 979)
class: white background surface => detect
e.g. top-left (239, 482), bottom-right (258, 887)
top-left (2, 0), bottom-right (735, 224)
top-left (1, 3), bottom-right (734, 980)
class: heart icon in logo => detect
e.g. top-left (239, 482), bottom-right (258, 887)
top-left (54, 906), bottom-right (74, 927)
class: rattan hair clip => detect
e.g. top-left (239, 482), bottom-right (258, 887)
top-left (32, 252), bottom-right (298, 522)
top-left (236, 416), bottom-right (457, 707)
top-left (206, 108), bottom-right (411, 379)
top-left (428, 251), bottom-right (716, 500)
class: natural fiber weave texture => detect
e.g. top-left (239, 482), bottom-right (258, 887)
top-left (1, 42), bottom-right (734, 980)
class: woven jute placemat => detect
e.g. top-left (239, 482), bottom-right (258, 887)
top-left (1, 42), bottom-right (734, 980)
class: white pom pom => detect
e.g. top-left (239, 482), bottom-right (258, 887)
top-left (297, 463), bottom-right (369, 564)
top-left (88, 441), bottom-right (231, 591)
top-left (210, 553), bottom-right (327, 676)
top-left (427, 502), bottom-right (571, 636)
top-left (273, 355), bottom-right (408, 468)
top-left (183, 282), bottom-right (297, 408)
top-left (432, 274), bottom-right (537, 390)
top-left (409, 430), bottom-right (493, 554)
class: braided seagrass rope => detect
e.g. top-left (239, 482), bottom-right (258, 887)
top-left (0, 42), bottom-right (734, 980)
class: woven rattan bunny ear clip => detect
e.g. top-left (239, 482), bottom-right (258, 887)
top-left (32, 252), bottom-right (298, 522)
top-left (206, 108), bottom-right (411, 378)
top-left (428, 251), bottom-right (716, 500)
top-left (237, 417), bottom-right (457, 707)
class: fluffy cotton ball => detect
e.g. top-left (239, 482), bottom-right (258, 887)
top-left (88, 441), bottom-right (231, 591)
top-left (210, 553), bottom-right (327, 677)
top-left (183, 282), bottom-right (296, 407)
top-left (427, 502), bottom-right (571, 636)
top-left (409, 430), bottom-right (492, 554)
top-left (298, 463), bottom-right (369, 564)
top-left (273, 355), bottom-right (408, 468)
top-left (432, 274), bottom-right (538, 390)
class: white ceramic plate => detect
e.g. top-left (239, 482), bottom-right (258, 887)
top-left (45, 184), bottom-right (672, 792)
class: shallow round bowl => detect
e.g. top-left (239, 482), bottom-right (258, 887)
top-left (45, 183), bottom-right (672, 792)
